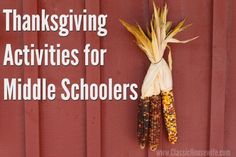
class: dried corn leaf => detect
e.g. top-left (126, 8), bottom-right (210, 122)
top-left (120, 3), bottom-right (197, 64)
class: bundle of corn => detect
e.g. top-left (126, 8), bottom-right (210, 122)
top-left (120, 3), bottom-right (197, 151)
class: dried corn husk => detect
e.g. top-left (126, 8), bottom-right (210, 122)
top-left (120, 3), bottom-right (197, 151)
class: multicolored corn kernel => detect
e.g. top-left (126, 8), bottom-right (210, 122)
top-left (137, 97), bottom-right (150, 149)
top-left (161, 90), bottom-right (178, 144)
top-left (148, 95), bottom-right (162, 151)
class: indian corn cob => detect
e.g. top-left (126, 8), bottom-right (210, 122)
top-left (161, 90), bottom-right (177, 144)
top-left (148, 95), bottom-right (162, 151)
top-left (120, 3), bottom-right (197, 151)
top-left (137, 97), bottom-right (150, 149)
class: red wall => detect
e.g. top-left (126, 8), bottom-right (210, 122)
top-left (0, 0), bottom-right (235, 157)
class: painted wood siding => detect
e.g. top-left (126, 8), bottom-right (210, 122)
top-left (0, 0), bottom-right (235, 157)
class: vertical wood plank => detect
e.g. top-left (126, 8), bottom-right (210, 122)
top-left (22, 0), bottom-right (40, 157)
top-left (224, 1), bottom-right (236, 156)
top-left (85, 1), bottom-right (101, 157)
top-left (100, 0), bottom-right (149, 157)
top-left (209, 0), bottom-right (228, 153)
